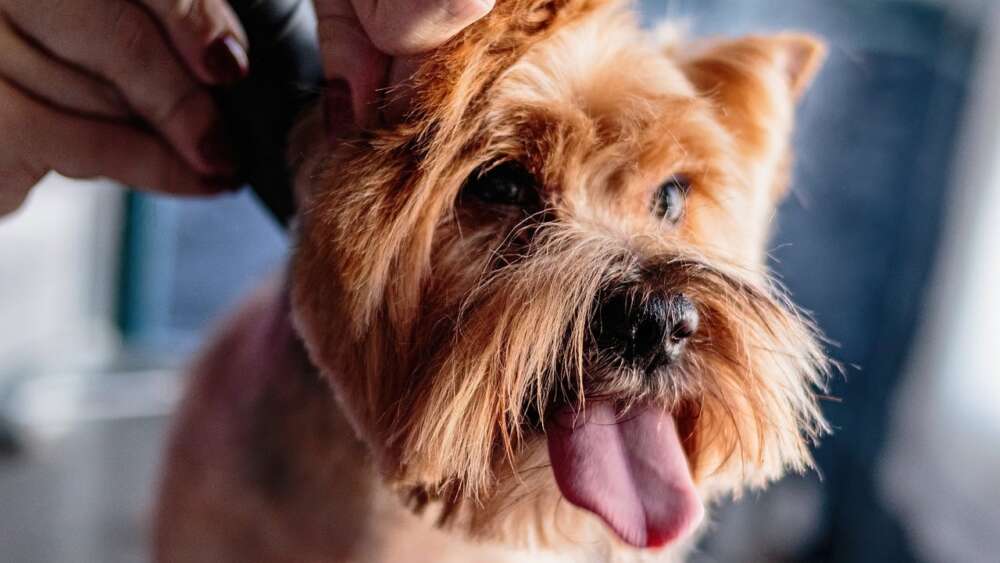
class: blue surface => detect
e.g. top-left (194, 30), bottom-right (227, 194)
top-left (118, 189), bottom-right (287, 350)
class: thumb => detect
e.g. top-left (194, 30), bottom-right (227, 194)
top-left (352, 0), bottom-right (494, 55)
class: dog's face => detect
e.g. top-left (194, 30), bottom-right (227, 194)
top-left (293, 0), bottom-right (828, 553)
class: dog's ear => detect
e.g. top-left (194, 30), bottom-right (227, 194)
top-left (676, 33), bottom-right (825, 186)
top-left (680, 33), bottom-right (826, 102)
top-left (771, 33), bottom-right (827, 98)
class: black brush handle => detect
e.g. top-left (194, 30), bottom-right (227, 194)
top-left (220, 0), bottom-right (323, 227)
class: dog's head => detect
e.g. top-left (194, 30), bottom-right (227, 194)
top-left (292, 0), bottom-right (828, 553)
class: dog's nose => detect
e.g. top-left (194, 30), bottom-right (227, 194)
top-left (593, 292), bottom-right (699, 370)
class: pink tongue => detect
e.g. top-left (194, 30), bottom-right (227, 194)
top-left (547, 402), bottom-right (703, 549)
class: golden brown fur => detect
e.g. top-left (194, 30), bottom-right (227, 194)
top-left (155, 1), bottom-right (829, 561)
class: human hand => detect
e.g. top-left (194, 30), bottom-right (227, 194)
top-left (315, 0), bottom-right (494, 130)
top-left (0, 0), bottom-right (249, 216)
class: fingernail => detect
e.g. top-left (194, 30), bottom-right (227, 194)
top-left (199, 123), bottom-right (237, 172)
top-left (204, 35), bottom-right (249, 84)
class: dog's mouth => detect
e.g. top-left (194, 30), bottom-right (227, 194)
top-left (546, 401), bottom-right (703, 549)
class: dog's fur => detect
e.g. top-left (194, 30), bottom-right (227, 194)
top-left (154, 1), bottom-right (829, 561)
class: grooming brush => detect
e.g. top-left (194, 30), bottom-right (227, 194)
top-left (219, 0), bottom-right (323, 227)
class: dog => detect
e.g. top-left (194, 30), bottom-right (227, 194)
top-left (154, 1), bottom-right (829, 561)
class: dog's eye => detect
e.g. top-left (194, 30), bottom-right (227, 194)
top-left (462, 162), bottom-right (538, 207)
top-left (653, 175), bottom-right (690, 223)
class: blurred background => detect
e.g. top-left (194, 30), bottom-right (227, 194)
top-left (0, 0), bottom-right (998, 561)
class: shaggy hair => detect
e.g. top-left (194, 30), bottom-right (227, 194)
top-left (156, 1), bottom-right (829, 561)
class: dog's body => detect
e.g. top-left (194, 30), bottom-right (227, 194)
top-left (155, 1), bottom-right (828, 561)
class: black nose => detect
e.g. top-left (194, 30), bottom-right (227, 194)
top-left (593, 291), bottom-right (699, 370)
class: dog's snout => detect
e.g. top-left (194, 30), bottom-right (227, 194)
top-left (593, 291), bottom-right (699, 370)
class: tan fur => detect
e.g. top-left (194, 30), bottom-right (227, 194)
top-left (155, 1), bottom-right (828, 561)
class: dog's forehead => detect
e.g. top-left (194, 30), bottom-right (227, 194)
top-left (495, 8), bottom-right (696, 129)
top-left (487, 7), bottom-right (732, 195)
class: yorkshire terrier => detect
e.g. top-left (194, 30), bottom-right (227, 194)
top-left (154, 1), bottom-right (829, 561)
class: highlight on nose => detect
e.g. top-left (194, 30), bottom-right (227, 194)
top-left (592, 290), bottom-right (699, 370)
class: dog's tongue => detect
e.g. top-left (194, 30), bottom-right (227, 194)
top-left (547, 402), bottom-right (703, 549)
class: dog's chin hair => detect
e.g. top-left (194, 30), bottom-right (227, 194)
top-left (403, 445), bottom-right (577, 548)
top-left (404, 443), bottom-right (646, 554)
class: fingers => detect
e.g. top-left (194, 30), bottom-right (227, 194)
top-left (5, 0), bottom-right (235, 176)
top-left (0, 80), bottom-right (234, 200)
top-left (348, 0), bottom-right (494, 55)
top-left (0, 16), bottom-right (127, 119)
top-left (138, 0), bottom-right (249, 84)
top-left (316, 0), bottom-right (493, 129)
